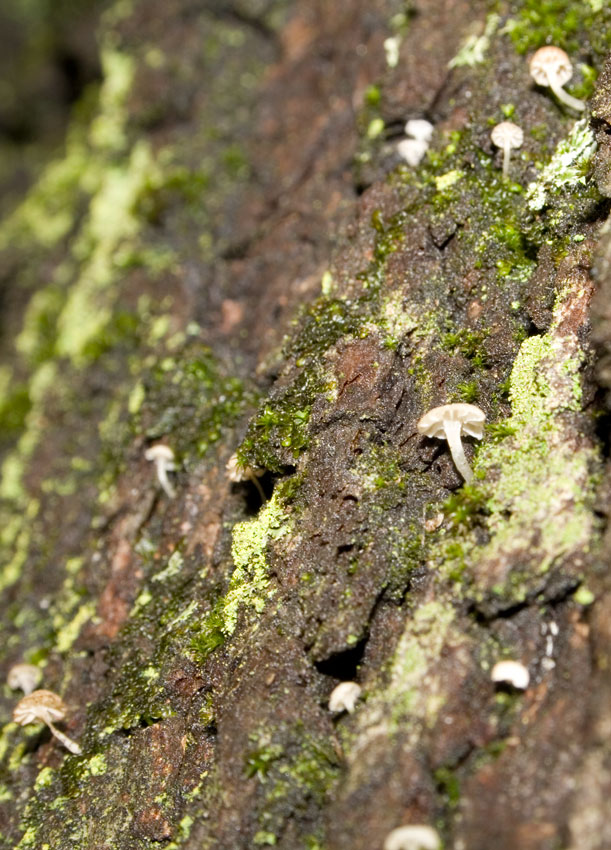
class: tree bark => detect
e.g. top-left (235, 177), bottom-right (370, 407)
top-left (1, 1), bottom-right (611, 849)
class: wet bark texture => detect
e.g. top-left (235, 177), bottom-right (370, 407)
top-left (1, 1), bottom-right (611, 848)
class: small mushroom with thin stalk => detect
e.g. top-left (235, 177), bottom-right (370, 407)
top-left (417, 403), bottom-right (486, 484)
top-left (491, 660), bottom-right (530, 690)
top-left (491, 121), bottom-right (524, 179)
top-left (13, 689), bottom-right (82, 754)
top-left (328, 681), bottom-right (361, 714)
top-left (383, 825), bottom-right (441, 850)
top-left (226, 451), bottom-right (266, 502)
top-left (529, 46), bottom-right (585, 112)
top-left (145, 444), bottom-right (176, 498)
top-left (7, 663), bottom-right (42, 695)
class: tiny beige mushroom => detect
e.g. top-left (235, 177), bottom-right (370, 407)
top-left (417, 403), bottom-right (486, 483)
top-left (145, 444), bottom-right (176, 498)
top-left (328, 681), bottom-right (362, 714)
top-left (226, 451), bottom-right (266, 502)
top-left (491, 660), bottom-right (530, 690)
top-left (529, 46), bottom-right (585, 111)
top-left (491, 121), bottom-right (524, 179)
top-left (383, 825), bottom-right (441, 850)
top-left (7, 663), bottom-right (42, 695)
top-left (13, 689), bottom-right (82, 754)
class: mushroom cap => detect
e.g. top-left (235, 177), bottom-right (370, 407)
top-left (417, 403), bottom-right (486, 440)
top-left (490, 121), bottom-right (524, 150)
top-left (226, 452), bottom-right (264, 482)
top-left (405, 118), bottom-right (434, 143)
top-left (491, 660), bottom-right (530, 690)
top-left (145, 444), bottom-right (175, 463)
top-left (7, 663), bottom-right (42, 694)
top-left (328, 681), bottom-right (362, 713)
top-left (529, 45), bottom-right (573, 87)
top-left (383, 824), bottom-right (441, 850)
top-left (397, 138), bottom-right (429, 167)
top-left (13, 689), bottom-right (67, 726)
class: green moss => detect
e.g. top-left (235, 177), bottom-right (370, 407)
top-left (441, 327), bottom-right (488, 367)
top-left (245, 743), bottom-right (285, 780)
top-left (505, 0), bottom-right (610, 56)
top-left (453, 380), bottom-right (479, 403)
top-left (138, 342), bottom-right (254, 460)
top-left (434, 766), bottom-right (461, 809)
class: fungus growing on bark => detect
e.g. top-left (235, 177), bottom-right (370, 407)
top-left (145, 444), bottom-right (176, 498)
top-left (328, 681), bottom-right (361, 713)
top-left (405, 119), bottom-right (434, 143)
top-left (383, 824), bottom-right (441, 850)
top-left (529, 46), bottom-right (585, 111)
top-left (7, 663), bottom-right (42, 695)
top-left (397, 118), bottom-right (434, 166)
top-left (417, 403), bottom-right (486, 483)
top-left (226, 451), bottom-right (266, 502)
top-left (491, 121), bottom-right (524, 179)
top-left (491, 660), bottom-right (530, 690)
top-left (13, 689), bottom-right (82, 754)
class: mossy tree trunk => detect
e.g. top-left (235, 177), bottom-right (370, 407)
top-left (1, 1), bottom-right (611, 849)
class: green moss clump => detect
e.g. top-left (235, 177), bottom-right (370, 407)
top-left (505, 0), bottom-right (610, 56)
top-left (137, 342), bottom-right (255, 461)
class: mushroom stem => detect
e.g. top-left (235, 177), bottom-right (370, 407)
top-left (247, 470), bottom-right (266, 503)
top-left (549, 76), bottom-right (585, 111)
top-left (156, 460), bottom-right (176, 498)
top-left (501, 143), bottom-right (511, 179)
top-left (47, 721), bottom-right (82, 755)
top-left (444, 419), bottom-right (473, 483)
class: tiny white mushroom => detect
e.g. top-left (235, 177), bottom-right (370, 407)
top-left (491, 121), bottom-right (524, 179)
top-left (383, 824), bottom-right (441, 850)
top-left (328, 681), bottom-right (362, 714)
top-left (404, 119), bottom-right (434, 143)
top-left (491, 660), bottom-right (530, 690)
top-left (7, 663), bottom-right (42, 695)
top-left (417, 403), bottom-right (486, 483)
top-left (13, 689), bottom-right (82, 754)
top-left (145, 444), bottom-right (176, 498)
top-left (397, 138), bottom-right (429, 166)
top-left (529, 46), bottom-right (585, 112)
top-left (226, 451), bottom-right (266, 502)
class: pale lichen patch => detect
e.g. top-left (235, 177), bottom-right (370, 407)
top-left (223, 489), bottom-right (291, 635)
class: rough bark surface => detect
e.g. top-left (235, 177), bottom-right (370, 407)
top-left (1, 1), bottom-right (611, 849)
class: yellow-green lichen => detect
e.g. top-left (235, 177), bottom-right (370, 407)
top-left (449, 13), bottom-right (500, 68)
top-left (223, 490), bottom-right (291, 635)
top-left (440, 281), bottom-right (599, 603)
top-left (526, 119), bottom-right (596, 212)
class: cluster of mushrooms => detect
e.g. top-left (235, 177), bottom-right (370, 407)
top-left (398, 46), bottom-right (587, 182)
top-left (491, 46), bottom-right (585, 180)
top-left (8, 663), bottom-right (81, 755)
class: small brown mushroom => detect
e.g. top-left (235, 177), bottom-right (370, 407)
top-left (529, 46), bottom-right (585, 111)
top-left (491, 121), bottom-right (524, 179)
top-left (13, 689), bottom-right (82, 754)
top-left (417, 403), bottom-right (486, 483)
top-left (7, 663), bottom-right (42, 695)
